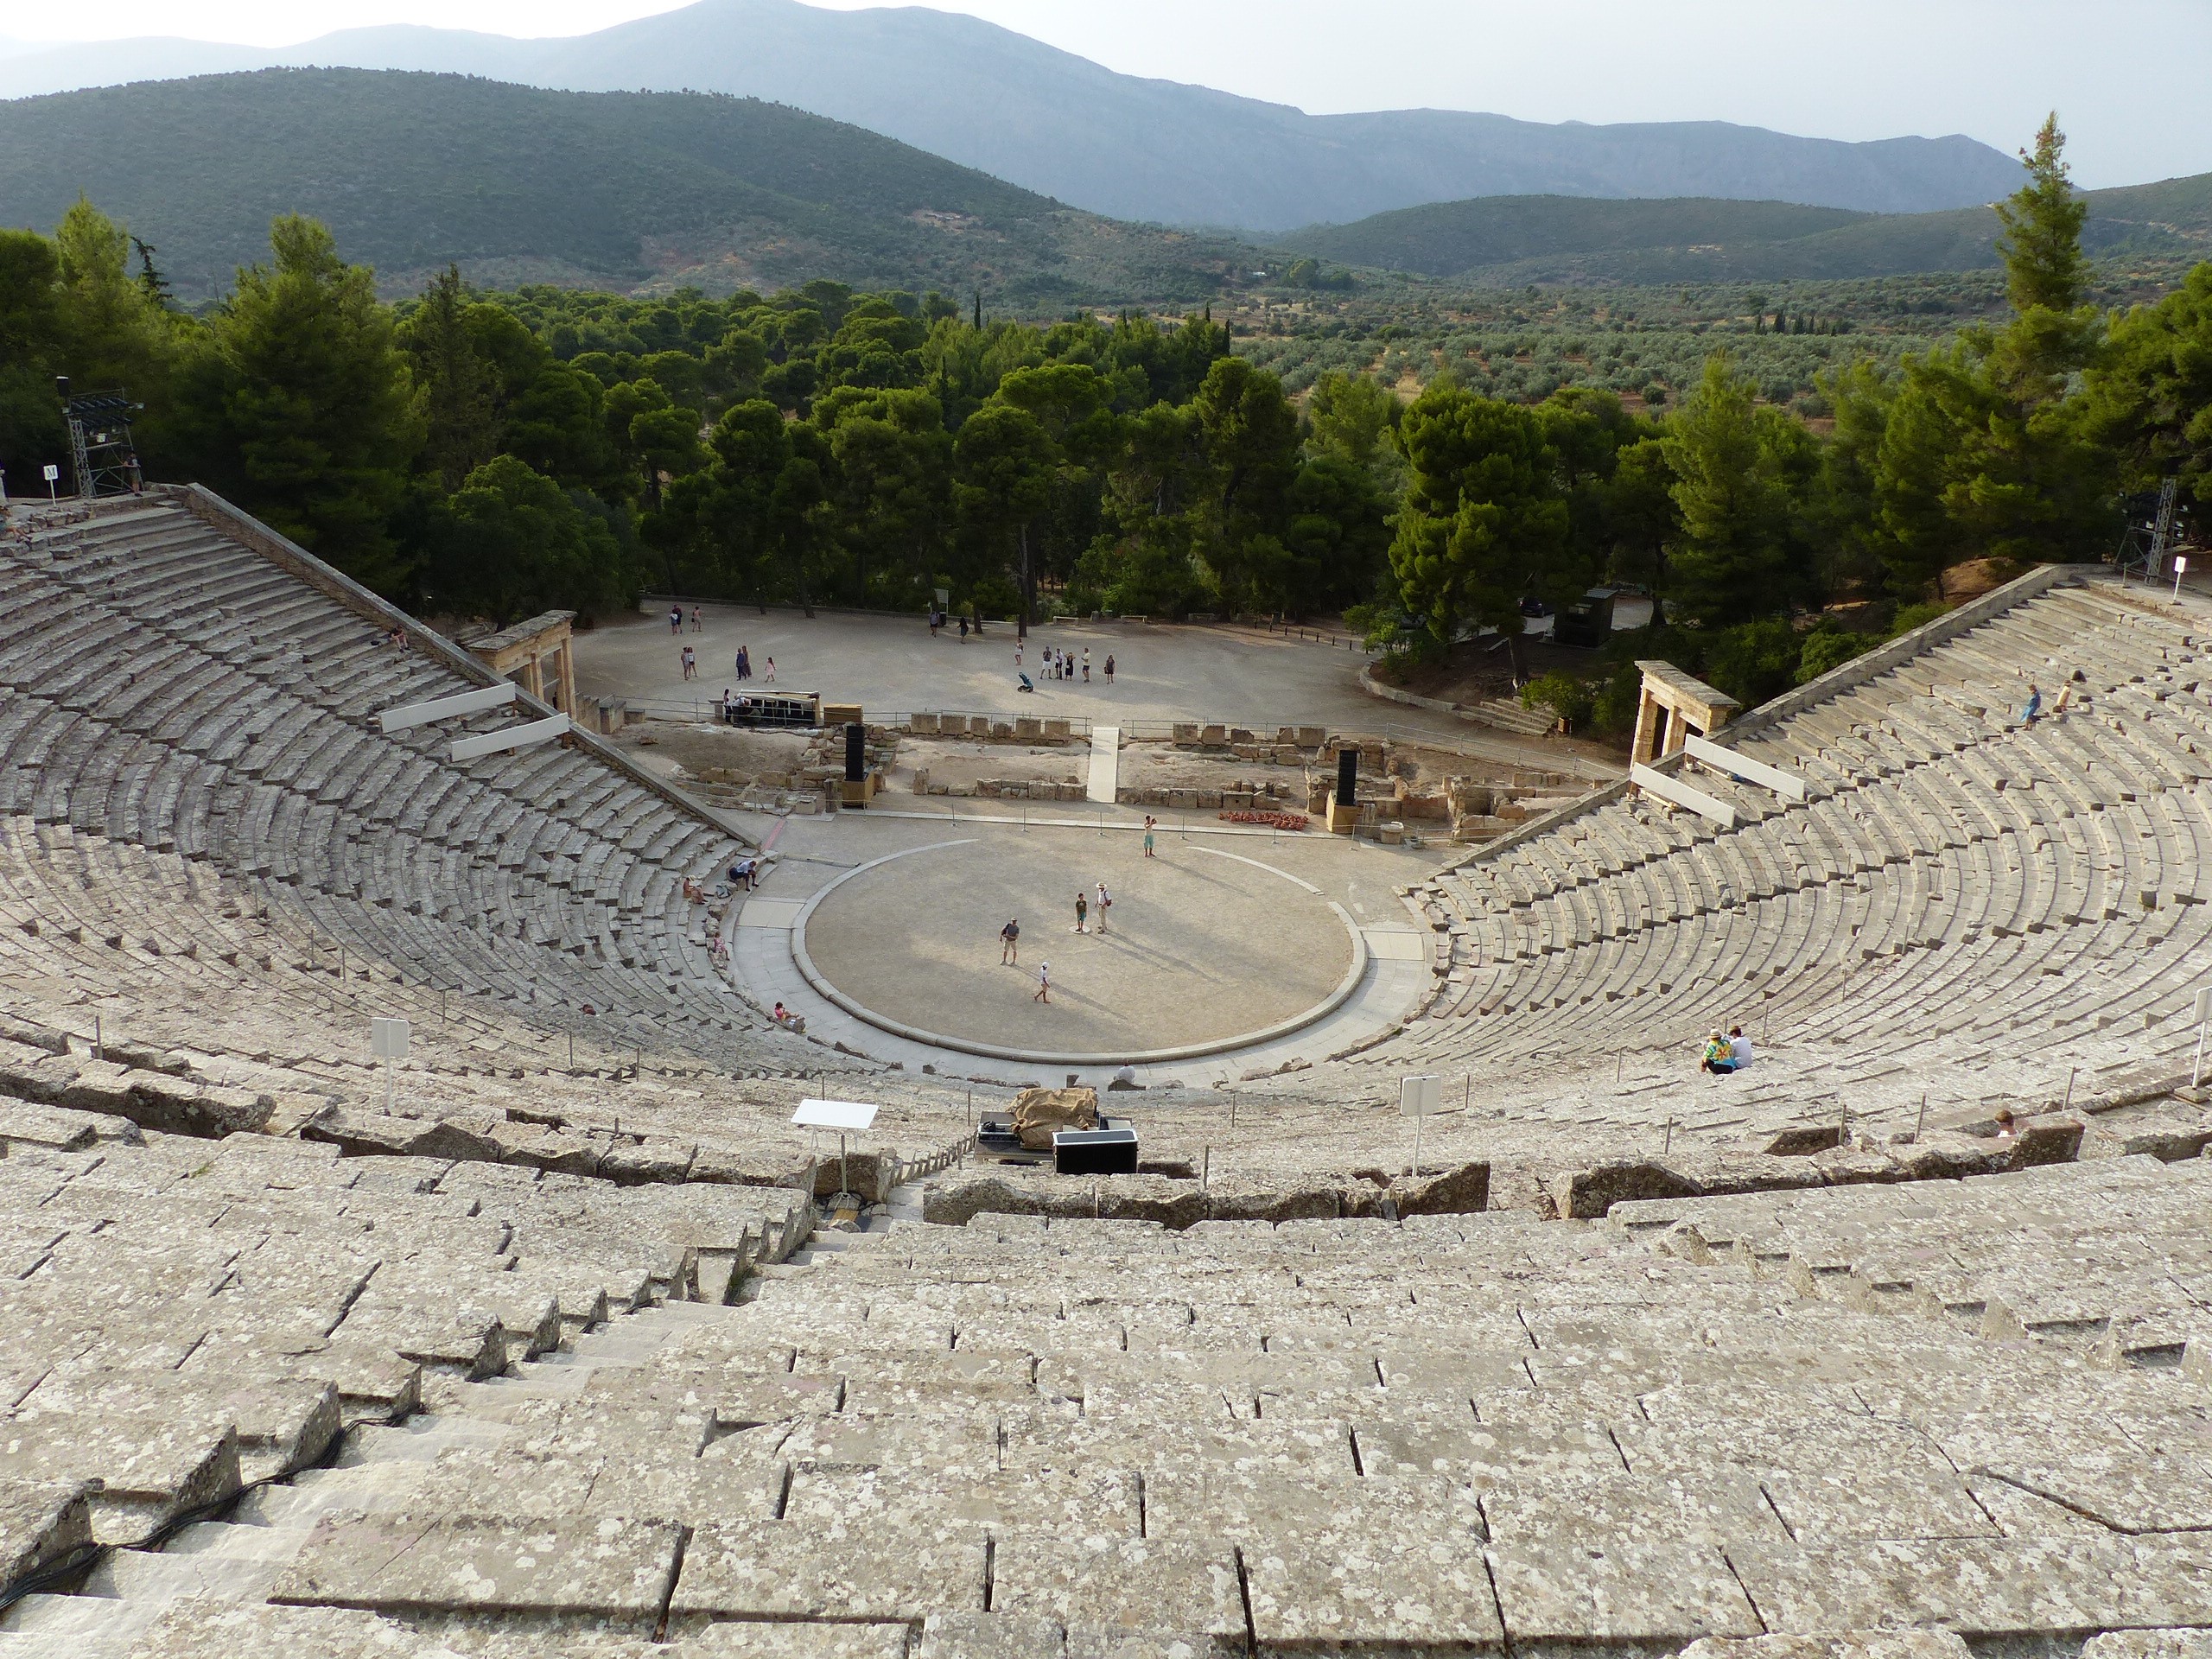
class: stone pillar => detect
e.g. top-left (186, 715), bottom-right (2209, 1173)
top-left (1631, 688), bottom-right (1663, 766)
top-left (556, 640), bottom-right (576, 715)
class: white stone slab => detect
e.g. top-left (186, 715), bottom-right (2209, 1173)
top-left (377, 682), bottom-right (517, 734)
top-left (450, 715), bottom-right (570, 763)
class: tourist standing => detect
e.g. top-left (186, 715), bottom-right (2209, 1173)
top-left (1142, 815), bottom-right (1156, 857)
top-left (1103, 654), bottom-right (1115, 685)
top-left (1034, 960), bottom-right (1051, 1002)
top-left (669, 605), bottom-right (683, 634)
top-left (680, 645), bottom-right (696, 680)
top-left (690, 606), bottom-right (702, 632)
top-left (735, 646), bottom-right (750, 682)
top-left (1082, 648), bottom-right (1091, 683)
top-left (1073, 892), bottom-right (1088, 933)
top-left (1001, 918), bottom-right (1020, 964)
top-left (959, 616), bottom-right (969, 643)
top-left (764, 658), bottom-right (775, 683)
top-left (1095, 881), bottom-right (1110, 934)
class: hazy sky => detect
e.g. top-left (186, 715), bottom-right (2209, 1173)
top-left (9, 0), bottom-right (2206, 188)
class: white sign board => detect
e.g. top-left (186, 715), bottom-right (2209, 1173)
top-left (370, 1017), bottom-right (410, 1060)
top-left (794, 1097), bottom-right (879, 1132)
top-left (41, 465), bottom-right (59, 483)
top-left (1399, 1074), bottom-right (1442, 1117)
top-left (2196, 987), bottom-right (2212, 1025)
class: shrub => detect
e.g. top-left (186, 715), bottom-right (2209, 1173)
top-left (1519, 670), bottom-right (1593, 730)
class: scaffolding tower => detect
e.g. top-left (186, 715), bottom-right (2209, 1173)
top-left (62, 386), bottom-right (144, 499)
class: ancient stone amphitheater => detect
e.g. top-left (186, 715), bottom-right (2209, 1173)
top-left (1, 486), bottom-right (2209, 1658)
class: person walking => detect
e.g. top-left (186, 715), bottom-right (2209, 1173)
top-left (2022, 683), bottom-right (2043, 725)
top-left (680, 645), bottom-right (696, 680)
top-left (1082, 648), bottom-right (1091, 683)
top-left (669, 605), bottom-right (683, 634)
top-left (690, 606), bottom-right (702, 632)
top-left (1142, 815), bottom-right (1156, 857)
top-left (764, 658), bottom-right (775, 683)
top-left (1000, 918), bottom-right (1020, 964)
top-left (1073, 892), bottom-right (1088, 933)
top-left (1103, 653), bottom-right (1116, 685)
top-left (1095, 881), bottom-right (1110, 935)
top-left (959, 616), bottom-right (969, 643)
top-left (1033, 960), bottom-right (1052, 1002)
top-left (735, 646), bottom-right (750, 682)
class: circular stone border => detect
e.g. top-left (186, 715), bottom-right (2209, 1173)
top-left (790, 838), bottom-right (1370, 1066)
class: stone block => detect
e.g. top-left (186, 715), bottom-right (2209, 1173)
top-left (1244, 1532), bottom-right (1503, 1650)
top-left (917, 1613), bottom-right (1069, 1659)
top-left (1199, 725), bottom-right (1227, 747)
top-left (1388, 1158), bottom-right (1490, 1216)
top-left (1680, 1635), bottom-right (1973, 1659)
top-left (2011, 1112), bottom-right (2084, 1167)
top-left (272, 1511), bottom-right (682, 1623)
top-left (1043, 719), bottom-right (1071, 740)
top-left (991, 1535), bottom-right (1243, 1644)
top-left (670, 1521), bottom-right (985, 1624)
top-left (684, 1621), bottom-right (912, 1657)
top-left (1014, 717), bottom-right (1042, 741)
top-left (0, 1480), bottom-right (93, 1593)
top-left (1554, 1160), bottom-right (1701, 1219)
top-left (1296, 727), bottom-right (1326, 747)
top-left (1203, 1179), bottom-right (1341, 1224)
top-left (908, 712), bottom-right (940, 734)
top-left (1764, 1125), bottom-right (1847, 1156)
top-left (1487, 1541), bottom-right (1761, 1643)
top-left (1173, 724), bottom-right (1198, 746)
top-left (1724, 1537), bottom-right (2143, 1637)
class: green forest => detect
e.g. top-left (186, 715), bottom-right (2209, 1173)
top-left (2, 118), bottom-right (2208, 736)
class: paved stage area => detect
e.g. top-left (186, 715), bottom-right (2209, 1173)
top-left (575, 602), bottom-right (1610, 772)
top-left (798, 834), bottom-right (1355, 1058)
top-left (726, 802), bottom-right (1438, 1083)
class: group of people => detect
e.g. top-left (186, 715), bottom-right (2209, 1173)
top-left (1014, 642), bottom-right (1114, 695)
top-left (995, 878), bottom-right (1120, 1004)
top-left (668, 605), bottom-right (703, 633)
top-left (731, 645), bottom-right (772, 683)
top-left (930, 611), bottom-right (985, 640)
top-left (1700, 1026), bottom-right (1755, 1074)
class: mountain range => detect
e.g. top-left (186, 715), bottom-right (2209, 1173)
top-left (0, 0), bottom-right (2027, 232)
top-left (1276, 173), bottom-right (2212, 285)
top-left (0, 69), bottom-right (1258, 305)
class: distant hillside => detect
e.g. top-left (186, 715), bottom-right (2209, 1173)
top-left (0, 69), bottom-right (1259, 304)
top-left (1276, 174), bottom-right (2212, 284)
top-left (0, 0), bottom-right (2027, 232)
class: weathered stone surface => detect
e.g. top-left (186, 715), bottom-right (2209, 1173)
top-left (270, 1511), bottom-right (682, 1622)
top-left (306, 1107), bottom-right (504, 1163)
top-left (1764, 1126), bottom-right (1848, 1157)
top-left (1889, 1132), bottom-right (2012, 1180)
top-left (680, 1623), bottom-right (914, 1658)
top-left (2081, 1632), bottom-right (2212, 1659)
top-left (1200, 1178), bottom-right (1341, 1224)
top-left (1726, 1537), bottom-right (2145, 1635)
top-left (2010, 1113), bottom-right (2085, 1168)
top-left (916, 1613), bottom-right (1071, 1659)
top-left (992, 1535), bottom-right (1243, 1642)
top-left (0, 1479), bottom-right (93, 1592)
top-left (1680, 1633), bottom-right (1974, 1659)
top-left (1013, 1086), bottom-right (1099, 1151)
top-left (1553, 1160), bottom-right (1701, 1220)
top-left (0, 1099), bottom-right (110, 1151)
top-left (1487, 1541), bottom-right (1761, 1642)
top-left (1484, 1472), bottom-right (1785, 1548)
top-left (669, 1520), bottom-right (985, 1623)
top-left (1388, 1157), bottom-right (1490, 1215)
top-left (0, 1413), bottom-right (241, 1547)
top-left (1243, 1531), bottom-right (1503, 1649)
top-left (1758, 1469), bottom-right (1999, 1545)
